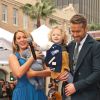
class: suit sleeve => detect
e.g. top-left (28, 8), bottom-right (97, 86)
top-left (74, 42), bottom-right (100, 91)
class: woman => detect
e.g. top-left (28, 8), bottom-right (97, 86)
top-left (9, 30), bottom-right (51, 100)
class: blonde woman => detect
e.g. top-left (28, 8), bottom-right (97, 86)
top-left (9, 30), bottom-right (51, 100)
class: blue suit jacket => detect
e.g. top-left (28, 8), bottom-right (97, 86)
top-left (68, 35), bottom-right (100, 100)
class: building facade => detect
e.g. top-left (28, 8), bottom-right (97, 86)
top-left (0, 0), bottom-right (39, 84)
top-left (0, 0), bottom-right (35, 33)
top-left (54, 0), bottom-right (100, 24)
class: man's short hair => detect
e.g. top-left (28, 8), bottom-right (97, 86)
top-left (70, 14), bottom-right (87, 28)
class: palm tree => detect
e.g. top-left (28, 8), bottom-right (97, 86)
top-left (21, 0), bottom-right (55, 28)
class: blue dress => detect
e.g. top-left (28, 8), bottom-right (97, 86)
top-left (12, 52), bottom-right (47, 100)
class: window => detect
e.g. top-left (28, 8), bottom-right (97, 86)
top-left (13, 8), bottom-right (18, 26)
top-left (2, 4), bottom-right (7, 23)
top-left (23, 14), bottom-right (28, 29)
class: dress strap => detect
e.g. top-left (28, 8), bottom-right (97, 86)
top-left (15, 52), bottom-right (26, 65)
top-left (15, 52), bottom-right (21, 60)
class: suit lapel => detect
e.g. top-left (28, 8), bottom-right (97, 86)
top-left (75, 35), bottom-right (94, 72)
top-left (70, 43), bottom-right (75, 63)
top-left (68, 42), bottom-right (76, 72)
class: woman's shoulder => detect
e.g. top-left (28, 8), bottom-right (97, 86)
top-left (8, 53), bottom-right (18, 62)
top-left (9, 53), bottom-right (16, 58)
top-left (9, 52), bottom-right (20, 59)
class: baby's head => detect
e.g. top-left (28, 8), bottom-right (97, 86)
top-left (48, 26), bottom-right (67, 44)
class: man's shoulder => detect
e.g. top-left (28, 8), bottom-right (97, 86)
top-left (67, 41), bottom-right (75, 52)
top-left (68, 40), bottom-right (75, 47)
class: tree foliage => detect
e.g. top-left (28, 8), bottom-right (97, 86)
top-left (88, 23), bottom-right (100, 31)
top-left (21, 0), bottom-right (55, 28)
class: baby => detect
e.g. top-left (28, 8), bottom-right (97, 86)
top-left (21, 44), bottom-right (44, 90)
top-left (45, 26), bottom-right (73, 99)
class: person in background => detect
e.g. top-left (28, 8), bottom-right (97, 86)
top-left (0, 82), bottom-right (2, 98)
top-left (0, 79), bottom-right (4, 98)
top-left (6, 82), bottom-right (15, 100)
top-left (2, 82), bottom-right (8, 98)
top-left (9, 30), bottom-right (51, 100)
top-left (65, 14), bottom-right (100, 100)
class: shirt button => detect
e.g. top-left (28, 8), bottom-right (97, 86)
top-left (78, 72), bottom-right (81, 75)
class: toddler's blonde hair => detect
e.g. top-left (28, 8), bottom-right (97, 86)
top-left (48, 26), bottom-right (67, 44)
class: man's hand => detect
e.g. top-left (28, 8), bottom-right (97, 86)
top-left (56, 71), bottom-right (69, 82)
top-left (65, 83), bottom-right (76, 96)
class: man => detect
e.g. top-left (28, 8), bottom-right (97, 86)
top-left (65, 14), bottom-right (100, 100)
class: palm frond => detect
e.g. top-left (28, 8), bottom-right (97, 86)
top-left (21, 3), bottom-right (33, 15)
top-left (21, 0), bottom-right (56, 27)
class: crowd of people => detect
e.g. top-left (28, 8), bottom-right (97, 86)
top-left (0, 79), bottom-right (16, 100)
top-left (4, 14), bottom-right (100, 100)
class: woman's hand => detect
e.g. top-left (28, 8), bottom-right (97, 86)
top-left (45, 67), bottom-right (51, 72)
